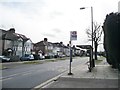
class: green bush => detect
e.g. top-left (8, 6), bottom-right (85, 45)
top-left (103, 12), bottom-right (120, 69)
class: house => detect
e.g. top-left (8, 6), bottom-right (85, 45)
top-left (53, 42), bottom-right (61, 56)
top-left (53, 42), bottom-right (70, 57)
top-left (63, 45), bottom-right (70, 57)
top-left (0, 29), bottom-right (3, 55)
top-left (52, 42), bottom-right (63, 57)
top-left (52, 43), bottom-right (61, 56)
top-left (23, 39), bottom-right (33, 55)
top-left (75, 48), bottom-right (81, 56)
top-left (53, 42), bottom-right (68, 57)
top-left (72, 46), bottom-right (81, 56)
top-left (0, 29), bottom-right (7, 55)
top-left (33, 38), bottom-right (54, 58)
top-left (34, 39), bottom-right (70, 58)
top-left (1, 28), bottom-right (33, 61)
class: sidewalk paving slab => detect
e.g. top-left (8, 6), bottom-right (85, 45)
top-left (41, 65), bottom-right (119, 89)
top-left (43, 77), bottom-right (118, 88)
top-left (34, 57), bottom-right (120, 90)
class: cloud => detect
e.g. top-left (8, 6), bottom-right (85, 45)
top-left (49, 11), bottom-right (63, 19)
top-left (0, 1), bottom-right (45, 16)
top-left (0, 0), bottom-right (36, 2)
top-left (41, 33), bottom-right (56, 38)
top-left (52, 28), bottom-right (62, 33)
top-left (0, 0), bottom-right (119, 50)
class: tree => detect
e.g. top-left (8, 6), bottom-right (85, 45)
top-left (86, 22), bottom-right (102, 60)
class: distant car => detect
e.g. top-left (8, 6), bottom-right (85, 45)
top-left (40, 55), bottom-right (45, 60)
top-left (59, 54), bottom-right (66, 58)
top-left (54, 54), bottom-right (59, 58)
top-left (0, 55), bottom-right (10, 62)
top-left (39, 53), bottom-right (45, 60)
top-left (20, 54), bottom-right (34, 61)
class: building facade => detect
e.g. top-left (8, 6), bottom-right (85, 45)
top-left (1, 28), bottom-right (33, 60)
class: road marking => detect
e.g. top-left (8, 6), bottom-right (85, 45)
top-left (2, 77), bottom-right (12, 81)
top-left (32, 61), bottom-right (88, 90)
top-left (1, 70), bottom-right (35, 80)
top-left (32, 69), bottom-right (68, 90)
top-left (22, 72), bottom-right (31, 76)
top-left (2, 73), bottom-right (18, 80)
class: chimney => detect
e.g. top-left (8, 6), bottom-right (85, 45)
top-left (60, 42), bottom-right (63, 45)
top-left (44, 38), bottom-right (48, 42)
top-left (8, 28), bottom-right (15, 33)
top-left (67, 44), bottom-right (69, 47)
top-left (73, 45), bottom-right (75, 48)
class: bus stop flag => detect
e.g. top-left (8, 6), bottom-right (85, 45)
top-left (70, 31), bottom-right (77, 41)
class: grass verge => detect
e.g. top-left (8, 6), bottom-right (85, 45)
top-left (23, 57), bottom-right (68, 64)
top-left (23, 61), bottom-right (43, 64)
top-left (56, 58), bottom-right (66, 60)
top-left (95, 56), bottom-right (106, 65)
top-left (95, 60), bottom-right (103, 64)
top-left (0, 63), bottom-right (2, 69)
top-left (0, 63), bottom-right (8, 70)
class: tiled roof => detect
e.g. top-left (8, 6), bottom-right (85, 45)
top-left (2, 30), bottom-right (29, 41)
top-left (35, 41), bottom-right (53, 46)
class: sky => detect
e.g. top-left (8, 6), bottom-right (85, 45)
top-left (0, 0), bottom-right (119, 51)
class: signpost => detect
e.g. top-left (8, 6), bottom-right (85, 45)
top-left (70, 31), bottom-right (77, 40)
top-left (68, 31), bottom-right (77, 75)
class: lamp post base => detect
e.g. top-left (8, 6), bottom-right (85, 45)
top-left (68, 72), bottom-right (73, 75)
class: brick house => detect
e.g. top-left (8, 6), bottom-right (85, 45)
top-left (33, 38), bottom-right (54, 58)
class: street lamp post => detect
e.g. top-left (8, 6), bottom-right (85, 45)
top-left (90, 7), bottom-right (95, 67)
top-left (80, 6), bottom-right (95, 68)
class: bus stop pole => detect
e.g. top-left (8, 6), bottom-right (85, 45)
top-left (68, 41), bottom-right (73, 75)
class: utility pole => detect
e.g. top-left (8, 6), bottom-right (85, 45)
top-left (91, 7), bottom-right (95, 67)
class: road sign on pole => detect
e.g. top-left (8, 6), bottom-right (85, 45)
top-left (68, 31), bottom-right (77, 75)
top-left (70, 31), bottom-right (77, 41)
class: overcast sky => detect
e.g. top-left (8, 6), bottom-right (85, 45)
top-left (0, 0), bottom-right (119, 51)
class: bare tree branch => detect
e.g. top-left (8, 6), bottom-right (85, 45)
top-left (86, 21), bottom-right (103, 44)
top-left (86, 21), bottom-right (103, 60)
top-left (86, 28), bottom-right (92, 39)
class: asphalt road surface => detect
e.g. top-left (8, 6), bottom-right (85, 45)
top-left (2, 57), bottom-right (88, 89)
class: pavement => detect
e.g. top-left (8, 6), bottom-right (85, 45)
top-left (33, 57), bottom-right (120, 90)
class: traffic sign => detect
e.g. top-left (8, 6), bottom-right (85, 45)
top-left (70, 31), bottom-right (77, 40)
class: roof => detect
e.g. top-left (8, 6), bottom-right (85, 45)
top-left (76, 45), bottom-right (92, 49)
top-left (53, 42), bottom-right (65, 47)
top-left (2, 29), bottom-right (29, 41)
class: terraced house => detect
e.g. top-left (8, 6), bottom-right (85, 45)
top-left (34, 39), bottom-right (74, 58)
top-left (0, 28), bottom-right (33, 61)
top-left (33, 38), bottom-right (54, 59)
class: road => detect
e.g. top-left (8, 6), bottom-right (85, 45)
top-left (2, 57), bottom-right (88, 89)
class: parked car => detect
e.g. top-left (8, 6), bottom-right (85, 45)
top-left (39, 53), bottom-right (45, 60)
top-left (54, 54), bottom-right (59, 58)
top-left (0, 55), bottom-right (10, 62)
top-left (45, 53), bottom-right (54, 59)
top-left (20, 54), bottom-right (34, 61)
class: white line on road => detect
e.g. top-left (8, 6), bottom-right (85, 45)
top-left (2, 73), bottom-right (18, 79)
top-left (22, 72), bottom-right (32, 76)
top-left (1, 77), bottom-right (12, 81)
top-left (32, 70), bottom-right (67, 90)
top-left (32, 61), bottom-right (88, 90)
top-left (1, 70), bottom-right (35, 80)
